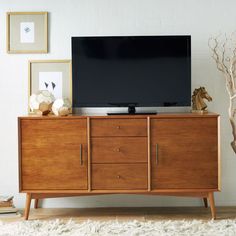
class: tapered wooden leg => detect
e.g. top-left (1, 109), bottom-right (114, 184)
top-left (203, 198), bottom-right (208, 208)
top-left (24, 193), bottom-right (32, 220)
top-left (34, 199), bottom-right (39, 209)
top-left (208, 192), bottom-right (216, 219)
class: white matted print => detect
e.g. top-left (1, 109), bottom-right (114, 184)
top-left (39, 72), bottom-right (63, 99)
top-left (29, 60), bottom-right (72, 113)
top-left (7, 12), bottom-right (48, 53)
top-left (20, 22), bottom-right (35, 43)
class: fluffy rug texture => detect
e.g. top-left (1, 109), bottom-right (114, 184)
top-left (0, 219), bottom-right (236, 236)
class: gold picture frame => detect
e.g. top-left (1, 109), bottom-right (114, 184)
top-left (28, 60), bottom-right (72, 112)
top-left (7, 12), bottom-right (48, 53)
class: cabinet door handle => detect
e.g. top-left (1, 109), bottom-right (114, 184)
top-left (80, 144), bottom-right (83, 165)
top-left (156, 144), bottom-right (158, 165)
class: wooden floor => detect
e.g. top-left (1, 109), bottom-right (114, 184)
top-left (1, 207), bottom-right (236, 222)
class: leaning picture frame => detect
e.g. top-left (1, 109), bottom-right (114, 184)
top-left (28, 60), bottom-right (72, 113)
top-left (7, 12), bottom-right (48, 53)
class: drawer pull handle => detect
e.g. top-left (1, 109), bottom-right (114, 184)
top-left (117, 175), bottom-right (121, 179)
top-left (116, 126), bottom-right (121, 129)
top-left (80, 144), bottom-right (83, 165)
top-left (116, 148), bottom-right (121, 152)
top-left (156, 144), bottom-right (158, 165)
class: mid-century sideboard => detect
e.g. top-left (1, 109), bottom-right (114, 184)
top-left (18, 113), bottom-right (220, 220)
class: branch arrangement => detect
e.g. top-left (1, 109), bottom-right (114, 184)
top-left (209, 33), bottom-right (236, 153)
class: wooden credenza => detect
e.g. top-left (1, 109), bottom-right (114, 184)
top-left (18, 113), bottom-right (220, 220)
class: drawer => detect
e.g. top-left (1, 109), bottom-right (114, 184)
top-left (21, 119), bottom-right (87, 147)
top-left (92, 164), bottom-right (148, 190)
top-left (91, 119), bottom-right (147, 137)
top-left (91, 137), bottom-right (147, 163)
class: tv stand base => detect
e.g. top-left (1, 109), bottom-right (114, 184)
top-left (107, 104), bottom-right (157, 115)
top-left (107, 112), bottom-right (157, 115)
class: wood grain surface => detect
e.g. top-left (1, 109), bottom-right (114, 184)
top-left (151, 117), bottom-right (218, 189)
top-left (20, 119), bottom-right (88, 190)
top-left (92, 164), bottom-right (148, 190)
top-left (91, 137), bottom-right (147, 163)
top-left (18, 114), bottom-right (219, 220)
top-left (91, 118), bottom-right (147, 137)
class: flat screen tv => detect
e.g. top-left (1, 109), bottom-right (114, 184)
top-left (72, 35), bottom-right (191, 114)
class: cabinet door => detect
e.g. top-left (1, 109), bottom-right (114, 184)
top-left (20, 119), bottom-right (87, 190)
top-left (151, 118), bottom-right (218, 189)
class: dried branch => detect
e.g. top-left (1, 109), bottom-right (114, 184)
top-left (209, 33), bottom-right (236, 153)
top-left (208, 38), bottom-right (224, 72)
top-left (222, 38), bottom-right (230, 75)
top-left (229, 58), bottom-right (236, 93)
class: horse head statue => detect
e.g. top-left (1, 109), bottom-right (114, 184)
top-left (192, 87), bottom-right (212, 111)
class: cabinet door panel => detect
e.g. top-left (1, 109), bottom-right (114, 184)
top-left (151, 118), bottom-right (218, 189)
top-left (20, 119), bottom-right (87, 190)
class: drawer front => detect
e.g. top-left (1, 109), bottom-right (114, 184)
top-left (92, 164), bottom-right (147, 190)
top-left (91, 137), bottom-right (147, 163)
top-left (21, 119), bottom-right (87, 147)
top-left (91, 119), bottom-right (147, 137)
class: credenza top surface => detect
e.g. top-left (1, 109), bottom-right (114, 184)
top-left (18, 112), bottom-right (219, 120)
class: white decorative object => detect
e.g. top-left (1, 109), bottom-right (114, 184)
top-left (52, 98), bottom-right (71, 116)
top-left (29, 90), bottom-right (55, 115)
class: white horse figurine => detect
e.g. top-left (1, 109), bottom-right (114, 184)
top-left (192, 87), bottom-right (212, 112)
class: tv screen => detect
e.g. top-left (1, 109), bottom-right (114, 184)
top-left (72, 35), bottom-right (191, 108)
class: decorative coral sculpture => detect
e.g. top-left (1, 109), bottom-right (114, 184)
top-left (29, 90), bottom-right (55, 115)
top-left (52, 98), bottom-right (72, 116)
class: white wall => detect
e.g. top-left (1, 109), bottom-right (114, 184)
top-left (1, 0), bottom-right (236, 208)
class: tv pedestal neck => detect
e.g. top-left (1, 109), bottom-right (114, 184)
top-left (107, 104), bottom-right (157, 115)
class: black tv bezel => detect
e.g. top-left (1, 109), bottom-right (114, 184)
top-left (72, 35), bottom-right (191, 108)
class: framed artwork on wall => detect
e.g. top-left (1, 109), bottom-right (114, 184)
top-left (28, 60), bottom-right (72, 103)
top-left (6, 12), bottom-right (48, 53)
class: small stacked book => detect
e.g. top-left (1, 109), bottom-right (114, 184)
top-left (0, 196), bottom-right (21, 218)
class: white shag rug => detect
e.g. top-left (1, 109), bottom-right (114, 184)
top-left (0, 219), bottom-right (236, 236)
